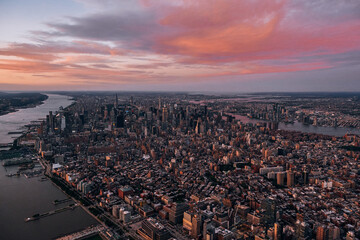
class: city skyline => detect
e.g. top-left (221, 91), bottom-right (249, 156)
top-left (1, 92), bottom-right (359, 239)
top-left (0, 0), bottom-right (360, 92)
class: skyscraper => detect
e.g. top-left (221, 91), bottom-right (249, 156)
top-left (169, 202), bottom-right (189, 224)
top-left (274, 222), bottom-right (283, 240)
top-left (48, 111), bottom-right (54, 132)
top-left (261, 198), bottom-right (276, 226)
top-left (316, 225), bottom-right (329, 240)
top-left (162, 107), bottom-right (168, 123)
top-left (277, 172), bottom-right (285, 186)
top-left (191, 214), bottom-right (201, 239)
top-left (116, 113), bottom-right (125, 128)
top-left (287, 170), bottom-right (295, 187)
top-left (295, 214), bottom-right (310, 240)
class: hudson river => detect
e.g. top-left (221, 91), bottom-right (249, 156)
top-left (0, 94), bottom-right (97, 240)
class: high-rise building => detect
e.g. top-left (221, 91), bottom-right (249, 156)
top-left (203, 219), bottom-right (214, 240)
top-left (183, 211), bottom-right (193, 231)
top-left (112, 205), bottom-right (120, 218)
top-left (274, 222), bottom-right (283, 240)
top-left (138, 218), bottom-right (171, 240)
top-left (328, 226), bottom-right (340, 240)
top-left (295, 214), bottom-right (310, 240)
top-left (162, 107), bottom-right (168, 123)
top-left (169, 202), bottom-right (189, 224)
top-left (261, 198), bottom-right (276, 226)
top-left (191, 214), bottom-right (201, 239)
top-left (60, 115), bottom-right (66, 131)
top-left (116, 113), bottom-right (125, 128)
top-left (287, 170), bottom-right (295, 187)
top-left (303, 171), bottom-right (309, 185)
top-left (277, 172), bottom-right (285, 186)
top-left (48, 111), bottom-right (54, 132)
top-left (114, 94), bottom-right (118, 108)
top-left (316, 225), bottom-right (329, 240)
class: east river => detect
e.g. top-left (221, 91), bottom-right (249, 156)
top-left (230, 114), bottom-right (360, 137)
top-left (0, 94), bottom-right (97, 240)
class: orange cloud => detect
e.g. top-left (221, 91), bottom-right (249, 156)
top-left (195, 62), bottom-right (332, 78)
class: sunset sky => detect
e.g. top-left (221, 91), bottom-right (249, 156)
top-left (0, 0), bottom-right (359, 92)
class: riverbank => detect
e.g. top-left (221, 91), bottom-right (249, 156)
top-left (0, 94), bottom-right (98, 240)
top-left (43, 163), bottom-right (123, 239)
top-left (0, 93), bottom-right (48, 117)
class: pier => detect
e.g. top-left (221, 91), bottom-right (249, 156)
top-left (25, 204), bottom-right (78, 222)
top-left (0, 143), bottom-right (13, 147)
top-left (53, 198), bottom-right (72, 205)
top-left (6, 172), bottom-right (20, 177)
top-left (3, 157), bottom-right (32, 166)
top-left (0, 143), bottom-right (13, 149)
top-left (56, 225), bottom-right (106, 240)
top-left (8, 131), bottom-right (24, 135)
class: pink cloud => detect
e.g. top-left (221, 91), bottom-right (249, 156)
top-left (144, 0), bottom-right (360, 67)
top-left (1, 0), bottom-right (360, 88)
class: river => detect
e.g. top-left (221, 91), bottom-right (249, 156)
top-left (231, 114), bottom-right (360, 137)
top-left (0, 94), bottom-right (98, 240)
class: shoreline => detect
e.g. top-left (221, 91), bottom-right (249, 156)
top-left (0, 94), bottom-right (49, 117)
top-left (0, 94), bottom-right (112, 238)
top-left (6, 94), bottom-right (75, 150)
top-left (38, 156), bottom-right (125, 239)
top-left (0, 94), bottom-right (98, 239)
top-left (226, 113), bottom-right (360, 137)
top-left (227, 113), bottom-right (360, 133)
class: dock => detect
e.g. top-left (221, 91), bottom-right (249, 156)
top-left (53, 198), bottom-right (72, 205)
top-left (7, 131), bottom-right (24, 135)
top-left (3, 157), bottom-right (32, 166)
top-left (6, 172), bottom-right (20, 177)
top-left (56, 225), bottom-right (106, 240)
top-left (0, 143), bottom-right (12, 149)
